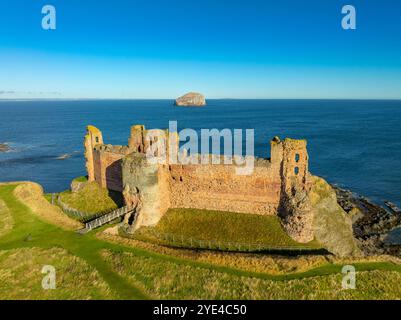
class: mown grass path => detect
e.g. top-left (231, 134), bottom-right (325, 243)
top-left (1, 183), bottom-right (401, 299)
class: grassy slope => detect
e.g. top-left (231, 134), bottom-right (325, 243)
top-left (1, 183), bottom-right (401, 299)
top-left (59, 182), bottom-right (118, 214)
top-left (133, 208), bottom-right (322, 252)
top-left (0, 199), bottom-right (13, 238)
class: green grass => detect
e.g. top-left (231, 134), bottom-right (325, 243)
top-left (2, 182), bottom-right (401, 300)
top-left (59, 182), bottom-right (119, 215)
top-left (132, 208), bottom-right (323, 252)
top-left (102, 250), bottom-right (401, 299)
top-left (43, 193), bottom-right (53, 203)
top-left (73, 176), bottom-right (88, 183)
top-left (0, 184), bottom-right (147, 300)
top-left (0, 247), bottom-right (113, 299)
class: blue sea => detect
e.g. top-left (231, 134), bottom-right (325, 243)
top-left (0, 99), bottom-right (400, 207)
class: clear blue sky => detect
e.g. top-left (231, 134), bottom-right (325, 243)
top-left (0, 0), bottom-right (400, 99)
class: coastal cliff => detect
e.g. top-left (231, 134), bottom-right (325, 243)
top-left (175, 92), bottom-right (206, 106)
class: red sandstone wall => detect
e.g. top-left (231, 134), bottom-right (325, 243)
top-left (168, 164), bottom-right (281, 215)
top-left (93, 151), bottom-right (124, 192)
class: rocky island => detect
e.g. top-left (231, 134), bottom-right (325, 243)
top-left (0, 143), bottom-right (10, 152)
top-left (175, 92), bottom-right (206, 106)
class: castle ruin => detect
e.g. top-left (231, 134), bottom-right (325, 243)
top-left (84, 125), bottom-right (314, 243)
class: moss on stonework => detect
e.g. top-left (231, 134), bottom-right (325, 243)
top-left (86, 125), bottom-right (102, 134)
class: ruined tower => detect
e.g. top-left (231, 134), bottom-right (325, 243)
top-left (84, 125), bottom-right (103, 182)
top-left (276, 138), bottom-right (313, 243)
top-left (128, 125), bottom-right (145, 153)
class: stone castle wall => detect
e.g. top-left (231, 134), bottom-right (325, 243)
top-left (93, 150), bottom-right (124, 192)
top-left (84, 125), bottom-right (312, 242)
top-left (168, 163), bottom-right (281, 215)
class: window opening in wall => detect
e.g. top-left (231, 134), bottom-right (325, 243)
top-left (295, 153), bottom-right (300, 162)
top-left (294, 167), bottom-right (299, 175)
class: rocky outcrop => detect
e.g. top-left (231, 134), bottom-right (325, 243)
top-left (334, 186), bottom-right (401, 255)
top-left (0, 143), bottom-right (10, 152)
top-left (309, 176), bottom-right (362, 257)
top-left (175, 92), bottom-right (206, 106)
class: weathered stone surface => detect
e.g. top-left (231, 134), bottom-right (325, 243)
top-left (93, 150), bottom-right (124, 192)
top-left (84, 126), bottom-right (103, 182)
top-left (278, 138), bottom-right (314, 243)
top-left (175, 92), bottom-right (206, 106)
top-left (279, 186), bottom-right (314, 243)
top-left (122, 153), bottom-right (170, 232)
top-left (309, 176), bottom-right (362, 257)
top-left (0, 143), bottom-right (10, 152)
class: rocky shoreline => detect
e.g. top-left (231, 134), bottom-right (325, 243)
top-left (333, 185), bottom-right (401, 255)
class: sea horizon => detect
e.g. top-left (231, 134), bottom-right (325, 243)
top-left (1, 98), bottom-right (400, 208)
top-left (1, 98), bottom-right (401, 102)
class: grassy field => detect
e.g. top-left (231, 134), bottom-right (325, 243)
top-left (1, 182), bottom-right (401, 300)
top-left (0, 247), bottom-right (112, 299)
top-left (101, 249), bottom-right (401, 299)
top-left (131, 208), bottom-right (323, 252)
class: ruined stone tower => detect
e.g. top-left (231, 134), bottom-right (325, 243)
top-left (84, 125), bottom-right (103, 182)
top-left (275, 138), bottom-right (313, 243)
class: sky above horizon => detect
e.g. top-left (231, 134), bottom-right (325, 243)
top-left (0, 0), bottom-right (401, 99)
